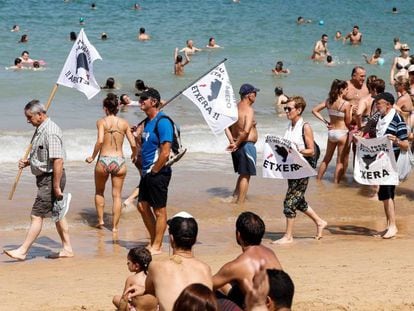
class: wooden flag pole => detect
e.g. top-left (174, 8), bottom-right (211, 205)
top-left (8, 84), bottom-right (59, 200)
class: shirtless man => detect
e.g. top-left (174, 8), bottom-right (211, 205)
top-left (180, 39), bottom-right (202, 55)
top-left (311, 34), bottom-right (329, 61)
top-left (126, 212), bottom-right (212, 311)
top-left (19, 50), bottom-right (34, 65)
top-left (344, 25), bottom-right (362, 45)
top-left (225, 83), bottom-right (259, 204)
top-left (213, 212), bottom-right (283, 308)
top-left (138, 27), bottom-right (150, 41)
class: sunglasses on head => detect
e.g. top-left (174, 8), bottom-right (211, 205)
top-left (284, 107), bottom-right (295, 112)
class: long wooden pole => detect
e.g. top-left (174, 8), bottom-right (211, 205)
top-left (8, 84), bottom-right (59, 200)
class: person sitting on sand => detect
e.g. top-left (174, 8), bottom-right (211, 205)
top-left (138, 27), bottom-right (150, 41)
top-left (174, 48), bottom-right (190, 76)
top-left (272, 61), bottom-right (290, 75)
top-left (180, 39), bottom-right (202, 55)
top-left (125, 212), bottom-right (213, 311)
top-left (363, 48), bottom-right (382, 65)
top-left (113, 247), bottom-right (152, 310)
top-left (213, 212), bottom-right (283, 309)
top-left (85, 94), bottom-right (137, 232)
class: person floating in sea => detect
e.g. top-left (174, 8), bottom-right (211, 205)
top-left (206, 37), bottom-right (221, 48)
top-left (11, 24), bottom-right (20, 32)
top-left (272, 61), bottom-right (290, 75)
top-left (343, 25), bottom-right (362, 45)
top-left (363, 48), bottom-right (383, 65)
top-left (180, 39), bottom-right (202, 55)
top-left (138, 27), bottom-right (150, 41)
top-left (18, 34), bottom-right (28, 43)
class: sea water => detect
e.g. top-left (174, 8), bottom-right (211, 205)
top-left (0, 0), bottom-right (413, 169)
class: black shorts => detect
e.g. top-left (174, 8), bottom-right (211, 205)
top-left (378, 185), bottom-right (395, 201)
top-left (231, 142), bottom-right (257, 175)
top-left (32, 171), bottom-right (66, 217)
top-left (138, 172), bottom-right (171, 208)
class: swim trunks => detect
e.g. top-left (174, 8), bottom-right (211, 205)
top-left (231, 142), bottom-right (257, 175)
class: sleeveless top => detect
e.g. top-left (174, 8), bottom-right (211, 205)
top-left (284, 117), bottom-right (306, 151)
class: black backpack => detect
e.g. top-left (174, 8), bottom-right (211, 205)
top-left (153, 115), bottom-right (187, 167)
top-left (302, 122), bottom-right (320, 169)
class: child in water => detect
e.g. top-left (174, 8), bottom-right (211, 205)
top-left (112, 247), bottom-right (152, 310)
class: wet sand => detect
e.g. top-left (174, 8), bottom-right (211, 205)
top-left (1, 157), bottom-right (414, 310)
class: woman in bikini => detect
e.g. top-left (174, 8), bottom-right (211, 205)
top-left (86, 93), bottom-right (137, 232)
top-left (394, 76), bottom-right (413, 132)
top-left (312, 79), bottom-right (351, 183)
top-left (390, 44), bottom-right (411, 87)
top-left (174, 47), bottom-right (190, 76)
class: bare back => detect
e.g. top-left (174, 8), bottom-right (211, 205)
top-left (146, 256), bottom-right (212, 311)
top-left (98, 116), bottom-right (131, 156)
top-left (229, 101), bottom-right (258, 143)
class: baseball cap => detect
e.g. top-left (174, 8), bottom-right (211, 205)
top-left (239, 83), bottom-right (260, 96)
top-left (374, 92), bottom-right (395, 105)
top-left (140, 88), bottom-right (161, 102)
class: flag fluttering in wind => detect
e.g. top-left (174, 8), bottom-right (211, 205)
top-left (57, 28), bottom-right (102, 99)
top-left (182, 63), bottom-right (238, 135)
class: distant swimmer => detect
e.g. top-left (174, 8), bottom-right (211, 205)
top-left (101, 77), bottom-right (116, 89)
top-left (137, 27), bottom-right (150, 41)
top-left (206, 37), bottom-right (221, 48)
top-left (272, 61), bottom-right (290, 75)
top-left (69, 31), bottom-right (77, 41)
top-left (393, 37), bottom-right (402, 50)
top-left (391, 7), bottom-right (398, 14)
top-left (343, 25), bottom-right (362, 45)
top-left (11, 24), bottom-right (19, 32)
top-left (91, 2), bottom-right (96, 10)
top-left (5, 58), bottom-right (23, 70)
top-left (19, 50), bottom-right (34, 65)
top-left (180, 39), bottom-right (202, 55)
top-left (174, 48), bottom-right (190, 76)
top-left (363, 48), bottom-right (382, 65)
top-left (334, 31), bottom-right (342, 41)
top-left (133, 3), bottom-right (141, 10)
top-left (18, 34), bottom-right (28, 43)
top-left (326, 55), bottom-right (335, 66)
top-left (296, 16), bottom-right (311, 24)
top-left (311, 34), bottom-right (330, 61)
top-left (101, 32), bottom-right (108, 40)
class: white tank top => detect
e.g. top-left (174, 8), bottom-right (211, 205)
top-left (284, 117), bottom-right (306, 151)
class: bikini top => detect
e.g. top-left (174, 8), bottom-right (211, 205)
top-left (327, 101), bottom-right (346, 118)
top-left (396, 62), bottom-right (410, 70)
top-left (104, 118), bottom-right (123, 150)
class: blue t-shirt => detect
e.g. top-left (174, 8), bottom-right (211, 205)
top-left (141, 112), bottom-right (174, 175)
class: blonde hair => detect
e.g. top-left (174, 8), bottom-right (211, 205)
top-left (287, 96), bottom-right (306, 115)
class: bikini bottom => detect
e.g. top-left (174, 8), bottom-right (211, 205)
top-left (328, 129), bottom-right (349, 143)
top-left (98, 156), bottom-right (125, 175)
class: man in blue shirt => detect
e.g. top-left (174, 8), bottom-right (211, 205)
top-left (137, 88), bottom-right (173, 255)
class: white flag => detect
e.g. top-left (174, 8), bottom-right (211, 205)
top-left (262, 135), bottom-right (316, 179)
top-left (354, 136), bottom-right (399, 185)
top-left (182, 63), bottom-right (238, 135)
top-left (57, 29), bottom-right (102, 99)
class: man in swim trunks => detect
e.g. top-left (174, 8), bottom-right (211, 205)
top-left (3, 100), bottom-right (73, 261)
top-left (225, 84), bottom-right (259, 204)
top-left (344, 25), bottom-right (362, 45)
top-left (311, 34), bottom-right (329, 61)
top-left (213, 212), bottom-right (283, 309)
top-left (125, 212), bottom-right (212, 311)
top-left (137, 88), bottom-right (173, 255)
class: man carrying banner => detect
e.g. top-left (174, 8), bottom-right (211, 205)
top-left (137, 88), bottom-right (173, 255)
top-left (225, 83), bottom-right (259, 204)
top-left (373, 92), bottom-right (408, 239)
top-left (4, 100), bottom-right (73, 260)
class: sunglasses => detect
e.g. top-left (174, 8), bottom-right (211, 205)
top-left (284, 107), bottom-right (296, 112)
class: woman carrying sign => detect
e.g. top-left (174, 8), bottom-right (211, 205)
top-left (272, 96), bottom-right (327, 244)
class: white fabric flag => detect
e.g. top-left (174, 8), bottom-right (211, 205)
top-left (262, 135), bottom-right (316, 179)
top-left (57, 29), bottom-right (102, 99)
top-left (182, 63), bottom-right (238, 135)
top-left (354, 136), bottom-right (399, 185)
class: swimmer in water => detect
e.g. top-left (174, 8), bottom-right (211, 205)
top-left (101, 32), bottom-right (108, 40)
top-left (18, 34), bottom-right (28, 43)
top-left (19, 51), bottom-right (34, 65)
top-left (206, 37), bottom-right (221, 48)
top-left (174, 48), bottom-right (190, 76)
top-left (311, 34), bottom-right (330, 61)
top-left (334, 31), bottom-right (342, 41)
top-left (326, 55), bottom-right (335, 66)
top-left (343, 25), bottom-right (362, 45)
top-left (137, 27), bottom-right (150, 41)
top-left (363, 48), bottom-right (382, 65)
top-left (70, 31), bottom-right (77, 41)
top-left (11, 25), bottom-right (20, 32)
top-left (5, 58), bottom-right (23, 70)
top-left (180, 39), bottom-right (202, 55)
top-left (272, 61), bottom-right (290, 75)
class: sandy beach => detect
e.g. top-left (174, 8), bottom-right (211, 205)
top-left (1, 158), bottom-right (414, 310)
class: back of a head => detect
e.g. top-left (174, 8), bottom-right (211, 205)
top-left (128, 247), bottom-right (152, 274)
top-left (371, 78), bottom-right (385, 94)
top-left (70, 31), bottom-right (77, 41)
top-left (236, 211), bottom-right (265, 246)
top-left (267, 269), bottom-right (294, 310)
top-left (103, 93), bottom-right (119, 115)
top-left (168, 217), bottom-right (198, 250)
top-left (172, 283), bottom-right (218, 311)
top-left (135, 79), bottom-right (147, 91)
top-left (106, 77), bottom-right (115, 88)
top-left (15, 58), bottom-right (22, 65)
top-left (274, 87), bottom-right (283, 96)
top-left (140, 27), bottom-right (145, 34)
top-left (328, 79), bottom-right (347, 103)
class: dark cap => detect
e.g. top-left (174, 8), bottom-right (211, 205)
top-left (239, 83), bottom-right (260, 96)
top-left (140, 87), bottom-right (161, 102)
top-left (374, 92), bottom-right (395, 105)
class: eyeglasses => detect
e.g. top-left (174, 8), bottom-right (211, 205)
top-left (284, 107), bottom-right (296, 112)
